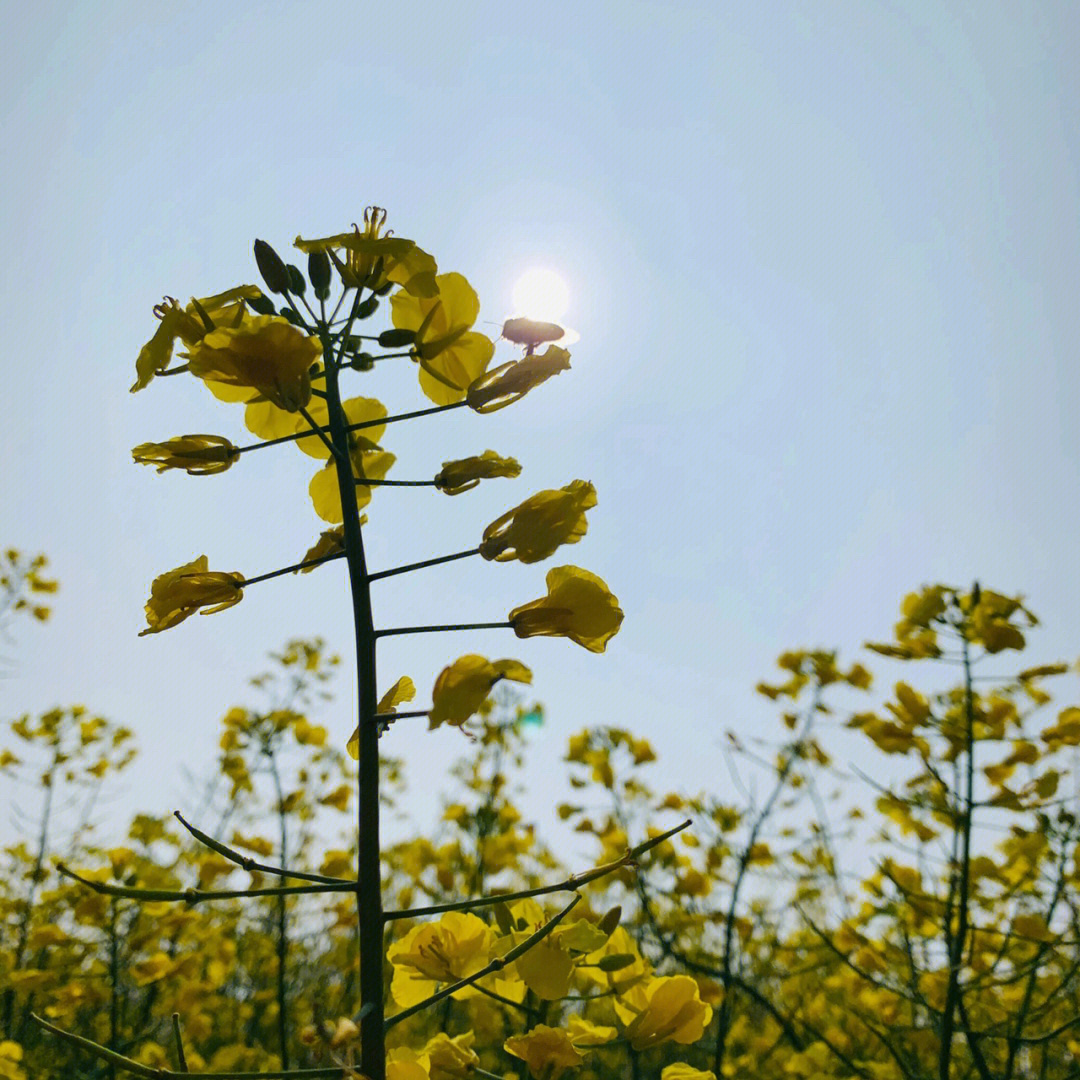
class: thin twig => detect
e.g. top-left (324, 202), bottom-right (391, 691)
top-left (384, 819), bottom-right (692, 920)
top-left (173, 811), bottom-right (348, 885)
top-left (56, 863), bottom-right (353, 903)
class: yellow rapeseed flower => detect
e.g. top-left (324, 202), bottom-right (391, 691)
top-left (390, 273), bottom-right (494, 405)
top-left (480, 481), bottom-right (595, 564)
top-left (296, 525), bottom-right (347, 570)
top-left (132, 435), bottom-right (240, 475)
top-left (509, 566), bottom-right (623, 653)
top-left (186, 315), bottom-right (321, 412)
top-left (295, 207), bottom-right (438, 296)
top-left (613, 975), bottom-right (713, 1051)
top-left (429, 656), bottom-right (532, 731)
top-left (503, 1026), bottom-right (583, 1080)
top-left (466, 346), bottom-right (571, 413)
top-left (131, 286), bottom-right (262, 392)
top-left (388, 911), bottom-right (494, 1007)
top-left (423, 1032), bottom-right (479, 1079)
top-left (434, 451), bottom-right (521, 495)
top-left (139, 556), bottom-right (244, 636)
top-left (387, 1048), bottom-right (431, 1080)
top-left (309, 447), bottom-right (396, 523)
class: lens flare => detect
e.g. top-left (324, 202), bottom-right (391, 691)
top-left (511, 268), bottom-right (570, 323)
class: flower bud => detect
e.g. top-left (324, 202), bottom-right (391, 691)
top-left (247, 292), bottom-right (276, 315)
top-left (286, 264), bottom-right (306, 295)
top-left (377, 328), bottom-right (416, 348)
top-left (308, 251), bottom-right (331, 294)
top-left (598, 905), bottom-right (622, 937)
top-left (254, 239), bottom-right (291, 294)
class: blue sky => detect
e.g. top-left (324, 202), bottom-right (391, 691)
top-left (3, 2), bottom-right (1079, 847)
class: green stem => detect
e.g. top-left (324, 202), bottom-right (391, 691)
top-left (173, 811), bottom-right (347, 885)
top-left (383, 820), bottom-right (691, 920)
top-left (939, 632), bottom-right (978, 1080)
top-left (267, 747), bottom-right (291, 1070)
top-left (241, 552), bottom-right (345, 587)
top-left (369, 548), bottom-right (480, 582)
top-left (56, 862), bottom-right (352, 902)
top-left (375, 621), bottom-right (512, 638)
top-left (171, 1014), bottom-right (189, 1073)
top-left (32, 1011), bottom-right (343, 1078)
top-left (298, 406), bottom-right (341, 460)
top-left (109, 901), bottom-right (119, 1080)
top-left (357, 478), bottom-right (437, 487)
top-left (319, 308), bottom-right (386, 1080)
top-left (234, 402), bottom-right (466, 456)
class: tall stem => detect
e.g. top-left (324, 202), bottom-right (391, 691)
top-left (319, 317), bottom-right (385, 1079)
top-left (938, 634), bottom-right (976, 1079)
top-left (267, 749), bottom-right (291, 1070)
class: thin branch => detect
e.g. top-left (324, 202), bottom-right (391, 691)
top-left (56, 863), bottom-right (353, 903)
top-left (357, 478), bottom-right (438, 487)
top-left (375, 621), bottom-right (512, 638)
top-left (241, 552), bottom-right (346, 588)
top-left (173, 811), bottom-right (348, 885)
top-left (171, 1014), bottom-right (188, 1073)
top-left (297, 406), bottom-right (341, 460)
top-left (235, 402), bottom-right (466, 456)
top-left (369, 548), bottom-right (480, 582)
top-left (384, 819), bottom-right (692, 920)
top-left (31, 1013), bottom-right (345, 1078)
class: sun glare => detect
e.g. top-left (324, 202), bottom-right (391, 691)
top-left (511, 267), bottom-right (570, 323)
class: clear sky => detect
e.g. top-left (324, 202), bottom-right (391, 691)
top-left (3, 2), bottom-right (1079, 848)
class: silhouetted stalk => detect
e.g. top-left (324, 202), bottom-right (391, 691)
top-left (3, 739), bottom-right (59, 1040)
top-left (938, 633), bottom-right (976, 1080)
top-left (368, 548), bottom-right (479, 582)
top-left (109, 900), bottom-right (119, 1080)
top-left (235, 401), bottom-right (465, 455)
top-left (318, 299), bottom-right (385, 1079)
top-left (712, 687), bottom-right (822, 1072)
top-left (267, 748), bottom-right (291, 1070)
top-left (173, 811), bottom-right (346, 884)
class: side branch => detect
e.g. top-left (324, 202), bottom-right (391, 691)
top-left (57, 863), bottom-right (353, 903)
top-left (236, 402), bottom-right (466, 456)
top-left (375, 621), bottom-right (512, 638)
top-left (384, 819), bottom-right (692, 921)
top-left (31, 1013), bottom-right (343, 1079)
top-left (174, 811), bottom-right (349, 885)
top-left (368, 548), bottom-right (480, 582)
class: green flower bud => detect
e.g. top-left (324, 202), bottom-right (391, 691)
top-left (308, 250), bottom-right (331, 294)
top-left (286, 263), bottom-right (306, 296)
top-left (253, 239), bottom-right (291, 294)
top-left (377, 328), bottom-right (416, 348)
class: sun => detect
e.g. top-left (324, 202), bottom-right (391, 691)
top-left (511, 267), bottom-right (570, 323)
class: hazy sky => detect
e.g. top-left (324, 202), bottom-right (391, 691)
top-left (3, 2), bottom-right (1079, 849)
